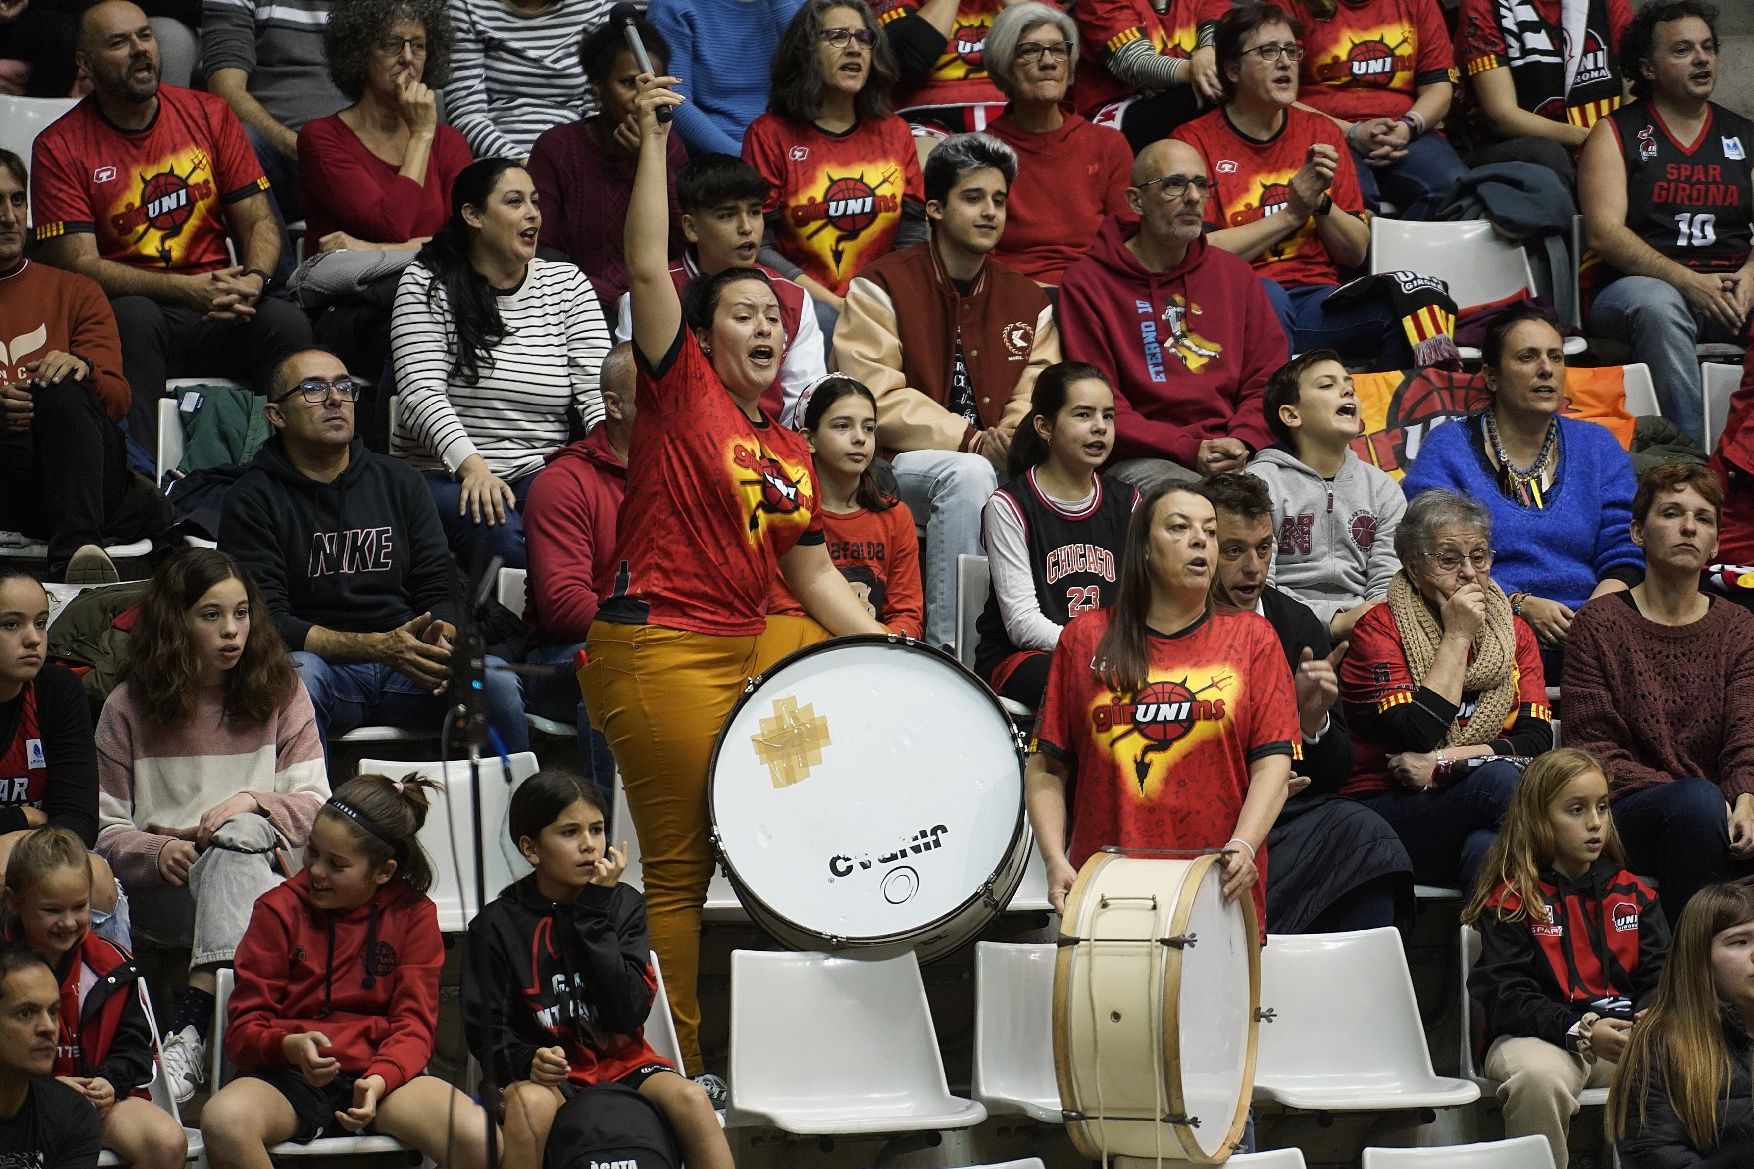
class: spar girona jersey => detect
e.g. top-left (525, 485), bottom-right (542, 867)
top-left (1605, 100), bottom-right (1754, 277)
top-left (600, 330), bottom-right (823, 638)
top-left (29, 86), bottom-right (268, 273)
top-left (974, 470), bottom-right (1138, 680)
top-left (1173, 105), bottom-right (1365, 287)
top-left (1290, 0), bottom-right (1459, 122)
top-left (876, 0), bottom-right (1006, 112)
top-left (0, 679), bottom-right (46, 815)
top-left (743, 112), bottom-right (925, 298)
top-left (1032, 607), bottom-right (1297, 925)
top-left (1073, 0), bottom-right (1224, 117)
top-left (1458, 0), bottom-right (1630, 131)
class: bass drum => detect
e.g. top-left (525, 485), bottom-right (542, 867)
top-left (1054, 849), bottom-right (1261, 1164)
top-left (708, 636), bottom-right (1028, 962)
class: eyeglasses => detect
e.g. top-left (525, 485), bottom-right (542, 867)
top-left (274, 376), bottom-right (363, 405)
top-left (818, 26), bottom-right (877, 50)
top-left (374, 35), bottom-right (427, 57)
top-left (1426, 548), bottom-right (1495, 574)
top-left (1015, 40), bottom-right (1072, 65)
top-left (1135, 173), bottom-right (1213, 199)
top-left (1242, 42), bottom-right (1305, 63)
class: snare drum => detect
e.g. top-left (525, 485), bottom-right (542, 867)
top-left (708, 636), bottom-right (1028, 962)
top-left (1054, 849), bottom-right (1260, 1164)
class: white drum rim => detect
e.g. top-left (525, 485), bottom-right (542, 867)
top-left (706, 633), bottom-right (1029, 959)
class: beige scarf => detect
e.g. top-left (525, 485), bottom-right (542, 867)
top-left (1386, 570), bottom-right (1520, 749)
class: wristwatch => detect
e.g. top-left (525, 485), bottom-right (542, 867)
top-left (1315, 194), bottom-right (1334, 217)
top-left (242, 267), bottom-right (272, 290)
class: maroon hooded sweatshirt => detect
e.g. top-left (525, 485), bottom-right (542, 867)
top-left (523, 424), bottom-right (629, 645)
top-left (1056, 217), bottom-right (1285, 468)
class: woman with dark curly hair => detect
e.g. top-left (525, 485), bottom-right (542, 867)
top-left (297, 0), bottom-right (473, 252)
top-left (742, 0), bottom-right (926, 329)
top-left (93, 548), bottom-right (328, 1103)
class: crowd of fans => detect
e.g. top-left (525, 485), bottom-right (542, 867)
top-left (3, 0), bottom-right (1754, 1165)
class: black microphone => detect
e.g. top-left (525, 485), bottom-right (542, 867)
top-left (610, 2), bottom-right (671, 124)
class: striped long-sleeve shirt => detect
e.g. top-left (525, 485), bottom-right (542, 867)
top-left (390, 257), bottom-right (609, 480)
top-left (442, 0), bottom-right (615, 160)
top-left (200, 0), bottom-right (347, 131)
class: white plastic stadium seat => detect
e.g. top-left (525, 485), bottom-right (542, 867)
top-left (972, 942), bottom-right (1061, 1122)
top-left (97, 983), bottom-right (202, 1165)
top-left (1705, 360), bottom-right (1740, 454)
top-left (0, 96), bottom-right (79, 215)
top-left (1361, 1136), bottom-right (1557, 1168)
top-left (643, 951), bottom-right (685, 1076)
top-left (209, 967), bottom-right (414, 1159)
top-left (954, 554), bottom-right (1034, 722)
top-left (494, 566), bottom-right (574, 740)
top-left (355, 752), bottom-right (540, 932)
top-left (1368, 219), bottom-right (1585, 362)
top-left (1460, 924), bottom-right (1607, 1109)
top-left (613, 765), bottom-right (744, 922)
top-left (1254, 927), bottom-right (1480, 1112)
top-left (726, 949), bottom-right (986, 1134)
top-left (1119, 1152), bottom-right (1307, 1169)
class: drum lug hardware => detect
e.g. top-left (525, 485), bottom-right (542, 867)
top-left (1160, 932), bottom-right (1196, 949)
top-left (1256, 1007), bottom-right (1277, 1023)
top-left (1161, 1113), bottom-right (1198, 1128)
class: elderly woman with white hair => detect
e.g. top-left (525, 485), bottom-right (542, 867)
top-left (1337, 488), bottom-right (1553, 892)
top-left (983, 2), bottom-right (1136, 286)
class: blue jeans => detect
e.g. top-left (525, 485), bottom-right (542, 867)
top-left (524, 639), bottom-right (615, 807)
top-left (1352, 132), bottom-right (1468, 221)
top-left (294, 652), bottom-right (530, 755)
top-left (1260, 280), bottom-right (1411, 370)
top-left (1363, 757), bottom-right (1522, 891)
top-left (243, 123), bottom-right (299, 288)
top-left (423, 469), bottom-right (536, 570)
top-left (1588, 274), bottom-right (1749, 443)
top-left (1614, 778), bottom-right (1754, 926)
top-left (890, 448), bottom-right (996, 650)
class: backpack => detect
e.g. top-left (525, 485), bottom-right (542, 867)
top-left (543, 1082), bottom-right (681, 1169)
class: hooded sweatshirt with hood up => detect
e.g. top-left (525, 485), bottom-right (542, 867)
top-left (218, 435), bottom-right (459, 651)
top-left (522, 426), bottom-right (628, 646)
top-left (226, 868), bottom-right (443, 1095)
top-left (1056, 217), bottom-right (1285, 469)
top-left (1249, 446), bottom-right (1407, 627)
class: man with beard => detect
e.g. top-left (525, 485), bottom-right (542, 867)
top-left (0, 149), bottom-right (169, 583)
top-left (0, 941), bottom-right (102, 1169)
top-left (1581, 0), bottom-right (1754, 444)
top-left (27, 0), bottom-right (311, 462)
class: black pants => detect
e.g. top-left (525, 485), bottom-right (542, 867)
top-left (7, 4), bottom-right (80, 97)
top-left (0, 377), bottom-right (171, 573)
top-left (111, 294), bottom-right (313, 459)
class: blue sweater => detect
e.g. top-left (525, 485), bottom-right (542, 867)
top-left (649, 0), bottom-right (805, 158)
top-left (1401, 414), bottom-right (1642, 611)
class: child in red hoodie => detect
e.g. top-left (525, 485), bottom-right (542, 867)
top-left (201, 774), bottom-right (491, 1168)
top-left (3, 827), bottom-right (185, 1169)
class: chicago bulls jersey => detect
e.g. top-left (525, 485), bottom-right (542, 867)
top-left (602, 331), bottom-right (822, 637)
top-left (0, 679), bottom-right (47, 816)
top-left (30, 86), bottom-right (269, 274)
top-left (1032, 607), bottom-right (1296, 925)
top-left (1173, 105), bottom-right (1366, 288)
top-left (975, 470), bottom-right (1137, 679)
top-left (1605, 100), bottom-right (1754, 277)
top-left (743, 112), bottom-right (926, 297)
top-left (1289, 0), bottom-right (1459, 122)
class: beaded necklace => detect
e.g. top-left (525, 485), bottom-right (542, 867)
top-left (1483, 410), bottom-right (1558, 509)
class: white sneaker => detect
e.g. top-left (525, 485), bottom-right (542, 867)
top-left (160, 1025), bottom-right (206, 1104)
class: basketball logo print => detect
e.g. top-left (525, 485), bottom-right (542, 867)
top-left (1344, 38), bottom-right (1404, 86)
top-left (108, 151), bottom-right (217, 268)
top-left (1259, 182), bottom-right (1292, 217)
top-left (949, 21), bottom-right (987, 70)
top-left (140, 168), bottom-right (195, 234)
top-left (1091, 672), bottom-right (1233, 791)
top-left (729, 441), bottom-right (812, 541)
top-left (823, 173), bottom-right (879, 236)
top-left (365, 940), bottom-right (399, 978)
top-left (1349, 512), bottom-right (1378, 550)
top-left (790, 164), bottom-right (903, 275)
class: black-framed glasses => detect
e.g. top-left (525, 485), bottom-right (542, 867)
top-left (1427, 548), bottom-right (1495, 574)
top-left (1015, 40), bottom-right (1072, 65)
top-left (818, 26), bottom-right (877, 49)
top-left (274, 376), bottom-right (363, 405)
top-left (1242, 42), bottom-right (1305, 63)
top-left (375, 35), bottom-right (427, 57)
top-left (1135, 173), bottom-right (1214, 198)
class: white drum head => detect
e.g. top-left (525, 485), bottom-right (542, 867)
top-left (710, 639), bottom-right (1023, 948)
top-left (1173, 863), bottom-right (1255, 1159)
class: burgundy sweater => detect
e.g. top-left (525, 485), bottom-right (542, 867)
top-left (1562, 592), bottom-right (1754, 800)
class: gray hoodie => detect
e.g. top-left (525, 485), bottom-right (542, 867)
top-left (1250, 446), bottom-right (1405, 626)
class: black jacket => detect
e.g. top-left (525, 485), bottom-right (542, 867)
top-left (462, 877), bottom-right (662, 1089)
top-left (217, 436), bottom-right (458, 651)
top-left (1471, 858), bottom-right (1667, 1047)
top-left (1620, 1007), bottom-right (1754, 1169)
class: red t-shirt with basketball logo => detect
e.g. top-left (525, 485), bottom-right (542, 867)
top-left (1172, 104), bottom-right (1365, 288)
top-left (876, 0), bottom-right (1006, 111)
top-left (743, 112), bottom-right (926, 298)
top-left (1072, 0), bottom-right (1226, 117)
top-left (1287, 0), bottom-right (1458, 122)
top-left (1032, 607), bottom-right (1296, 925)
top-left (601, 330), bottom-right (823, 637)
top-left (29, 86), bottom-right (269, 274)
